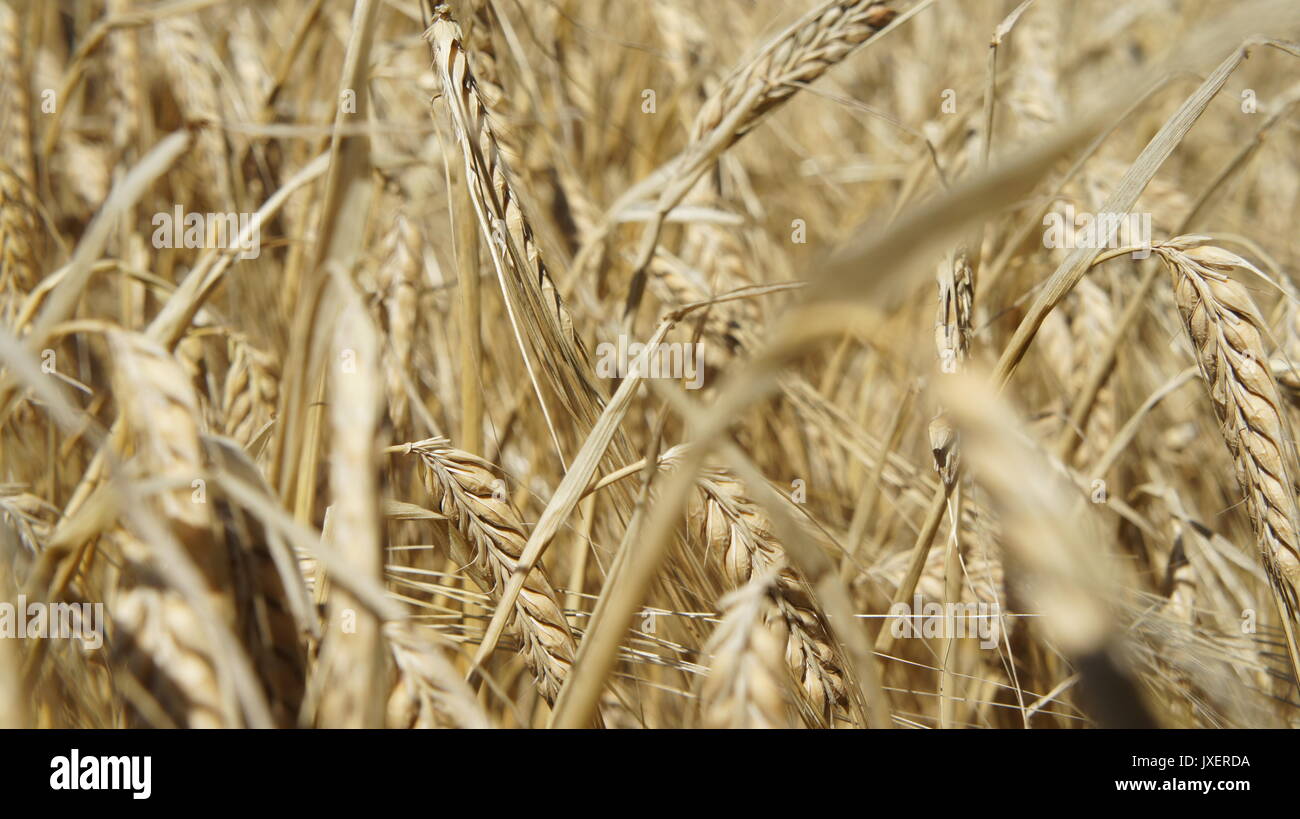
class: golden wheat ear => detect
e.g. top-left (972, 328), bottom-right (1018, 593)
top-left (399, 437), bottom-right (579, 705)
top-left (693, 471), bottom-right (848, 726)
top-left (425, 4), bottom-right (605, 457)
top-left (1155, 237), bottom-right (1300, 692)
top-left (0, 0), bottom-right (42, 327)
top-left (700, 569), bottom-right (799, 729)
top-left (105, 331), bottom-right (240, 727)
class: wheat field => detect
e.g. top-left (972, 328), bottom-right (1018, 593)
top-left (2, 0), bottom-right (1300, 729)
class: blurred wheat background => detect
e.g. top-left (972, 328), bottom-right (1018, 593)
top-left (2, 0), bottom-right (1300, 728)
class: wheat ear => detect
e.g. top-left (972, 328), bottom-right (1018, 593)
top-left (376, 213), bottom-right (421, 433)
top-left (0, 0), bottom-right (41, 322)
top-left (385, 620), bottom-right (492, 729)
top-left (700, 570), bottom-right (798, 729)
top-left (400, 437), bottom-right (578, 703)
top-left (695, 471), bottom-right (847, 725)
top-left (425, 4), bottom-right (605, 441)
top-left (310, 289), bottom-right (387, 728)
top-left (620, 1), bottom-right (903, 319)
top-left (0, 2), bottom-right (34, 184)
top-left (0, 160), bottom-right (39, 322)
top-left (929, 248), bottom-right (974, 484)
top-left (106, 331), bottom-right (233, 727)
top-left (220, 332), bottom-right (279, 453)
top-left (154, 15), bottom-right (234, 206)
top-left (1154, 236), bottom-right (1300, 687)
top-left (688, 1), bottom-right (900, 152)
